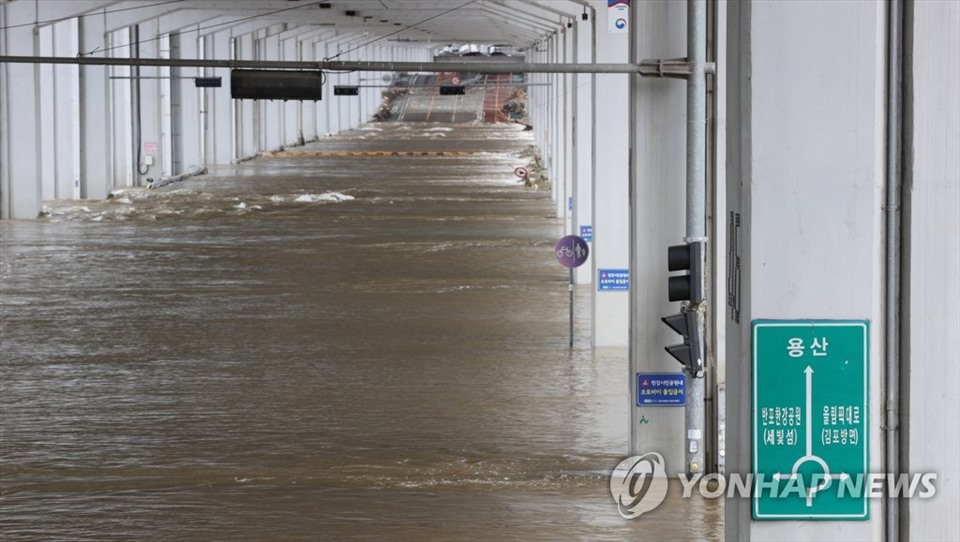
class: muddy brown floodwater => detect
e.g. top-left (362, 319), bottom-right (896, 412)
top-left (1, 123), bottom-right (721, 541)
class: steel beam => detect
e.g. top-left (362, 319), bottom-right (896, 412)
top-left (0, 55), bottom-right (652, 74)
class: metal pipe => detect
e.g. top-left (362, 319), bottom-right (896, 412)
top-left (0, 55), bottom-right (652, 74)
top-left (884, 1), bottom-right (904, 540)
top-left (685, 0), bottom-right (708, 476)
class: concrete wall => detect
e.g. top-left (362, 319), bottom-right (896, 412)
top-left (725, 1), bottom-right (887, 539)
top-left (904, 1), bottom-right (960, 540)
top-left (628, 0), bottom-right (689, 471)
top-left (590, 1), bottom-right (630, 347)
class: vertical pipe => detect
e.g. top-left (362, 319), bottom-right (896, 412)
top-left (884, 0), bottom-right (903, 540)
top-left (570, 268), bottom-right (575, 349)
top-left (685, 0), bottom-right (707, 476)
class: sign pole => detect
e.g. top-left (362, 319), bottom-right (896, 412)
top-left (569, 268), bottom-right (575, 348)
top-left (554, 235), bottom-right (590, 350)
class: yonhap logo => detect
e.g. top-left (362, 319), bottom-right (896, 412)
top-left (609, 452), bottom-right (669, 519)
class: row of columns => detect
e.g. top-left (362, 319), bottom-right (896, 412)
top-left (527, 1), bottom-right (958, 541)
top-left (528, 1), bottom-right (632, 351)
top-left (0, 1), bottom-right (428, 218)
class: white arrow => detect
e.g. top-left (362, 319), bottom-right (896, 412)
top-left (804, 365), bottom-right (813, 457)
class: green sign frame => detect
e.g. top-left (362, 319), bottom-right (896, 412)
top-left (752, 320), bottom-right (870, 520)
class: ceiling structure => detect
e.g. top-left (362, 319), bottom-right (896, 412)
top-left (15, 0), bottom-right (593, 54)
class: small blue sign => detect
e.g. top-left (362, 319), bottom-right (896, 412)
top-left (579, 225), bottom-right (593, 242)
top-left (598, 268), bottom-right (629, 291)
top-left (637, 373), bottom-right (686, 406)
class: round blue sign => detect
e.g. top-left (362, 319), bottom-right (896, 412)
top-left (555, 235), bottom-right (590, 268)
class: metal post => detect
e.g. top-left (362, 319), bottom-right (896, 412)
top-left (884, 1), bottom-right (904, 540)
top-left (569, 268), bottom-right (575, 349)
top-left (685, 0), bottom-right (708, 476)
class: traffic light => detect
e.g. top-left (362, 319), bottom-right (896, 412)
top-left (231, 70), bottom-right (323, 101)
top-left (439, 85), bottom-right (466, 95)
top-left (667, 241), bottom-right (703, 304)
top-left (194, 77), bottom-right (222, 88)
top-left (334, 85), bottom-right (360, 96)
top-left (662, 310), bottom-right (704, 376)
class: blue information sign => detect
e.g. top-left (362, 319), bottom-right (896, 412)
top-left (637, 373), bottom-right (686, 406)
top-left (579, 225), bottom-right (593, 242)
top-left (598, 268), bottom-right (629, 291)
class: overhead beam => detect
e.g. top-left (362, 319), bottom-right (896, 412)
top-left (0, 55), bottom-right (661, 74)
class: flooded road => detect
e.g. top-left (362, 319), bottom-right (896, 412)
top-left (1, 123), bottom-right (721, 540)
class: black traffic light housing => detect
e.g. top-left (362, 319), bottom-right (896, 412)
top-left (194, 77), bottom-right (222, 88)
top-left (231, 69), bottom-right (323, 101)
top-left (439, 85), bottom-right (466, 95)
top-left (662, 310), bottom-right (704, 376)
top-left (667, 241), bottom-right (703, 303)
top-left (334, 85), bottom-right (360, 96)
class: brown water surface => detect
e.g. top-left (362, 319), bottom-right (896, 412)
top-left (0, 123), bottom-right (720, 541)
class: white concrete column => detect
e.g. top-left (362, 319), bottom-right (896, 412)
top-left (300, 38), bottom-right (317, 141)
top-left (724, 1), bottom-right (887, 539)
top-left (176, 32), bottom-right (202, 172)
top-left (39, 25), bottom-right (56, 199)
top-left (108, 29), bottom-right (133, 187)
top-left (204, 30), bottom-right (232, 165)
top-left (263, 30), bottom-right (282, 151)
top-left (236, 32), bottom-right (257, 159)
top-left (572, 18), bottom-right (593, 285)
top-left (628, 0), bottom-right (688, 469)
top-left (78, 12), bottom-right (112, 199)
top-left (550, 33), bottom-right (562, 218)
top-left (53, 20), bottom-right (78, 199)
top-left (314, 39), bottom-right (330, 136)
top-left (562, 26), bottom-right (575, 238)
top-left (282, 36), bottom-right (301, 146)
top-left (0, 3), bottom-right (43, 218)
top-left (905, 2), bottom-right (960, 540)
top-left (136, 19), bottom-right (164, 181)
top-left (590, 0), bottom-right (630, 347)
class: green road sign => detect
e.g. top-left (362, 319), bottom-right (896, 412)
top-left (752, 320), bottom-right (869, 520)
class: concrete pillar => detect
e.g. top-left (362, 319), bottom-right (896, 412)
top-left (204, 30), bottom-right (232, 165)
top-left (314, 39), bottom-right (330, 136)
top-left (300, 38), bottom-right (317, 141)
top-left (282, 36), bottom-right (301, 146)
top-left (108, 29), bottom-right (133, 187)
top-left (0, 2), bottom-right (43, 218)
top-left (724, 1), bottom-right (887, 539)
top-left (263, 30), bottom-right (282, 151)
top-left (78, 12), bottom-right (112, 199)
top-left (53, 20), bottom-right (78, 199)
top-left (562, 27), bottom-right (575, 237)
top-left (628, 0), bottom-right (688, 469)
top-left (136, 19), bottom-right (164, 181)
top-left (337, 39), bottom-right (352, 132)
top-left (550, 33), bottom-right (562, 218)
top-left (237, 32), bottom-right (257, 159)
top-left (573, 17), bottom-right (594, 285)
top-left (590, 0), bottom-right (630, 347)
top-left (176, 32), bottom-right (202, 172)
top-left (39, 25), bottom-right (56, 199)
top-left (904, 1), bottom-right (960, 540)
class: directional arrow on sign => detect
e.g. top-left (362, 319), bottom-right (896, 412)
top-left (772, 365), bottom-right (848, 507)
